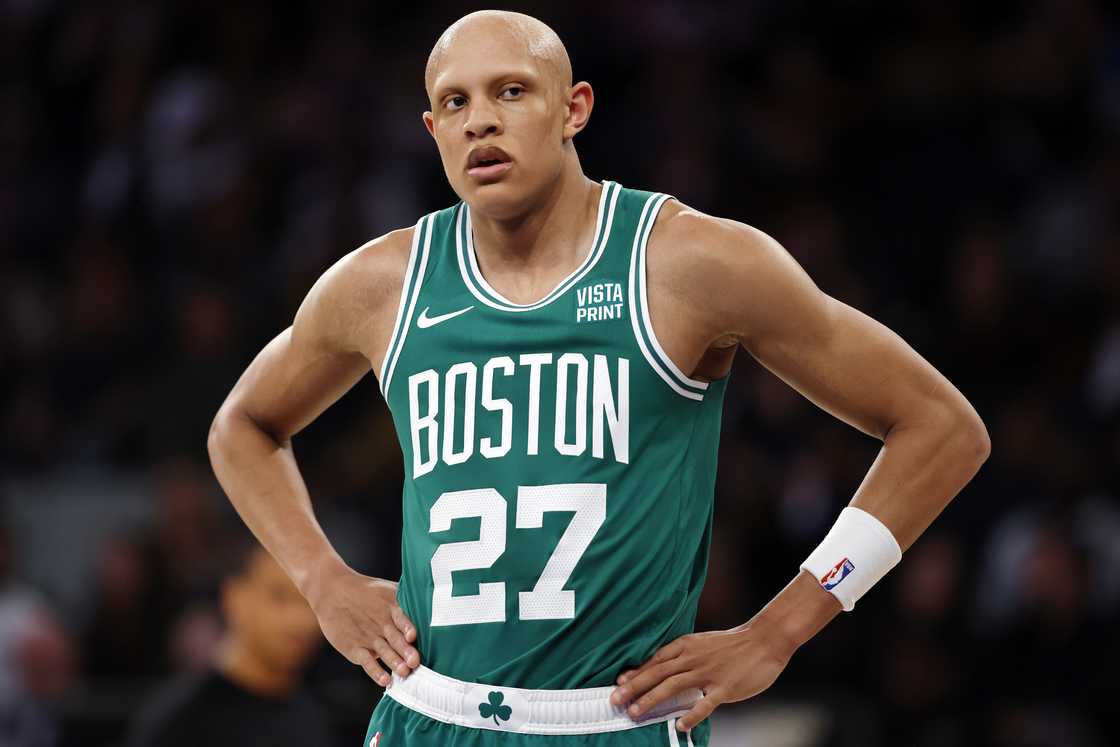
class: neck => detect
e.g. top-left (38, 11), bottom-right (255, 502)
top-left (214, 636), bottom-right (296, 698)
top-left (468, 154), bottom-right (601, 299)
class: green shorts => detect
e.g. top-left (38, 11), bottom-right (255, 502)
top-left (364, 696), bottom-right (710, 746)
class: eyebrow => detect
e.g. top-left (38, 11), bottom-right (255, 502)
top-left (432, 68), bottom-right (539, 101)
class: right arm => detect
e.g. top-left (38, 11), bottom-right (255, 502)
top-left (207, 227), bottom-right (420, 687)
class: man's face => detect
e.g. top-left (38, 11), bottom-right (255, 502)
top-left (225, 550), bottom-right (321, 675)
top-left (424, 28), bottom-right (569, 217)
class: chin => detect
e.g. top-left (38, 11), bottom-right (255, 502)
top-left (459, 177), bottom-right (540, 221)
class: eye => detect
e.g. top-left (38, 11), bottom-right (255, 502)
top-left (445, 95), bottom-right (467, 111)
top-left (500, 86), bottom-right (523, 100)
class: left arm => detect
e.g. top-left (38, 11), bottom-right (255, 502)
top-left (611, 205), bottom-right (990, 732)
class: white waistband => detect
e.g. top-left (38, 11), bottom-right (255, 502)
top-left (384, 665), bottom-right (702, 736)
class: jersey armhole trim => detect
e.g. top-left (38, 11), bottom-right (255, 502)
top-left (628, 193), bottom-right (709, 401)
top-left (379, 213), bottom-right (434, 399)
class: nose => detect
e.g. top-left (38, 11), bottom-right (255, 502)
top-left (463, 99), bottom-right (502, 139)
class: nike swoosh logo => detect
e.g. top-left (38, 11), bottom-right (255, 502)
top-left (416, 305), bottom-right (474, 329)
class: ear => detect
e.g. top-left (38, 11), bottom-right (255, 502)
top-left (422, 111), bottom-right (436, 138)
top-left (562, 81), bottom-right (594, 141)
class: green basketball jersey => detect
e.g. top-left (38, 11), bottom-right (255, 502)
top-left (377, 180), bottom-right (729, 689)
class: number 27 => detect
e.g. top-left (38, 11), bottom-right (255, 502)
top-left (429, 483), bottom-right (606, 626)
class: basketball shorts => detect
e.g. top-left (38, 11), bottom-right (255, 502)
top-left (363, 665), bottom-right (710, 746)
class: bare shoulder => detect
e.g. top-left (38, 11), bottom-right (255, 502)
top-left (325, 226), bottom-right (415, 311)
top-left (647, 200), bottom-right (782, 286)
top-left (645, 199), bottom-right (798, 343)
top-left (292, 226), bottom-right (415, 362)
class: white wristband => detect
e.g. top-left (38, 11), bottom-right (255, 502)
top-left (800, 506), bottom-right (902, 612)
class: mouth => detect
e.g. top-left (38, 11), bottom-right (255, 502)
top-left (466, 146), bottom-right (513, 182)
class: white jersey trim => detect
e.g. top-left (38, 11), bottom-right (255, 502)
top-left (668, 719), bottom-right (681, 746)
top-left (457, 180), bottom-right (620, 312)
top-left (628, 193), bottom-right (708, 401)
top-left (380, 213), bottom-right (434, 399)
top-left (666, 718), bottom-right (696, 746)
top-left (384, 664), bottom-right (702, 735)
top-left (637, 196), bottom-right (710, 392)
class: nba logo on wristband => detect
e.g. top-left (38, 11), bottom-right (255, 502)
top-left (820, 558), bottom-right (855, 590)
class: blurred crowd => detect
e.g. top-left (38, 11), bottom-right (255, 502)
top-left (2, 1), bottom-right (1118, 746)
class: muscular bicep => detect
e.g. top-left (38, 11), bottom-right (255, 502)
top-left (224, 324), bottom-right (372, 442)
top-left (721, 226), bottom-right (966, 440)
top-left (746, 290), bottom-right (944, 439)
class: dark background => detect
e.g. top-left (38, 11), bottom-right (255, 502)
top-left (2, 1), bottom-right (1118, 745)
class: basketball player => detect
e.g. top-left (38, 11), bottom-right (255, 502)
top-left (207, 11), bottom-right (990, 746)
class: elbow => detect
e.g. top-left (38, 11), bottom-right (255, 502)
top-left (207, 402), bottom-right (287, 460)
top-left (207, 407), bottom-right (231, 464)
top-left (973, 417), bottom-right (992, 466)
top-left (207, 401), bottom-right (247, 464)
top-left (950, 407), bottom-right (991, 472)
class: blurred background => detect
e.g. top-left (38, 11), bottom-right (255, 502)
top-left (2, 0), bottom-right (1118, 745)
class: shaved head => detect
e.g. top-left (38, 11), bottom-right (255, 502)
top-left (421, 10), bottom-right (594, 218)
top-left (425, 11), bottom-right (572, 99)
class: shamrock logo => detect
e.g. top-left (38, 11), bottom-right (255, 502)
top-left (478, 690), bottom-right (513, 726)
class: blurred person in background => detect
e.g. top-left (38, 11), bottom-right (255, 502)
top-left (123, 530), bottom-right (332, 747)
top-left (84, 458), bottom-right (227, 681)
top-left (0, 516), bottom-right (76, 747)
